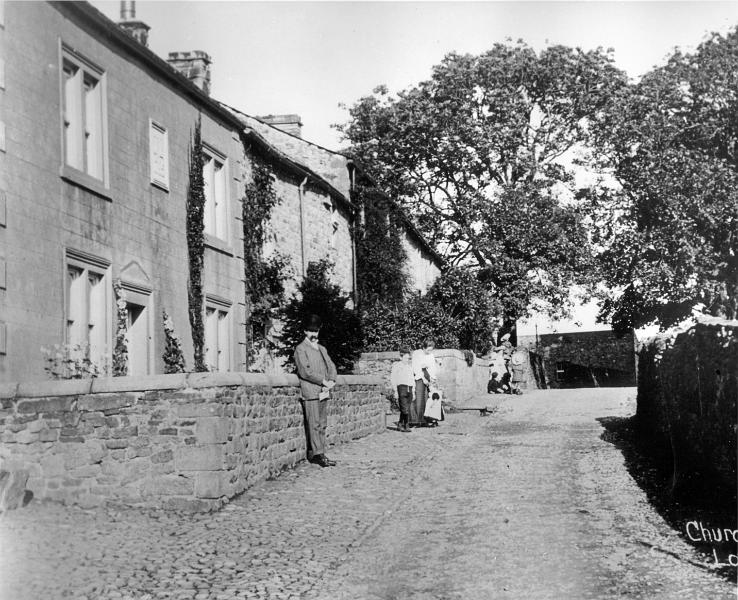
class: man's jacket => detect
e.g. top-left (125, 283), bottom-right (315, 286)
top-left (294, 338), bottom-right (338, 400)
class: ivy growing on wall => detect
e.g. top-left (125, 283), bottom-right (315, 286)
top-left (186, 116), bottom-right (208, 372)
top-left (112, 279), bottom-right (128, 376)
top-left (162, 308), bottom-right (187, 373)
top-left (353, 181), bottom-right (410, 309)
top-left (242, 156), bottom-right (289, 370)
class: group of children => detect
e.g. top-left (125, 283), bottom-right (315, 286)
top-left (389, 338), bottom-right (443, 431)
top-left (488, 333), bottom-right (522, 395)
top-left (388, 334), bottom-right (521, 431)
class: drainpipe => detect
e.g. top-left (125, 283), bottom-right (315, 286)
top-left (298, 176), bottom-right (308, 278)
top-left (347, 161), bottom-right (359, 308)
top-left (351, 213), bottom-right (359, 309)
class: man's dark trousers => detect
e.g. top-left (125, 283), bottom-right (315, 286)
top-left (301, 397), bottom-right (328, 460)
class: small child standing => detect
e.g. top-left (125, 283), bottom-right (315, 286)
top-left (390, 348), bottom-right (415, 432)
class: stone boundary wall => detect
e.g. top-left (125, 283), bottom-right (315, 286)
top-left (354, 349), bottom-right (490, 404)
top-left (0, 372), bottom-right (385, 512)
top-left (636, 320), bottom-right (737, 491)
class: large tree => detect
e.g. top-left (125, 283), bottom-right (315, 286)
top-left (337, 42), bottom-right (627, 324)
top-left (587, 28), bottom-right (738, 333)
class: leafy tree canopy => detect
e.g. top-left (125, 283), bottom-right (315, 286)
top-left (361, 267), bottom-right (501, 355)
top-left (337, 41), bottom-right (627, 323)
top-left (361, 296), bottom-right (460, 353)
top-left (587, 28), bottom-right (738, 333)
top-left (425, 267), bottom-right (501, 354)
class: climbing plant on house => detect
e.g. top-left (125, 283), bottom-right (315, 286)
top-left (162, 308), bottom-right (187, 373)
top-left (241, 156), bottom-right (290, 370)
top-left (353, 180), bottom-right (410, 309)
top-left (112, 279), bottom-right (128, 376)
top-left (186, 116), bottom-right (208, 372)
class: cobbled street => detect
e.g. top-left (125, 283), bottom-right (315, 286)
top-left (0, 388), bottom-right (735, 600)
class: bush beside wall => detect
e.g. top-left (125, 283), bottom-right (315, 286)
top-left (0, 373), bottom-right (385, 512)
top-left (636, 321), bottom-right (738, 492)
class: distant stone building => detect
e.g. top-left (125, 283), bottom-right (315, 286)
top-left (0, 1), bottom-right (442, 383)
top-left (517, 330), bottom-right (638, 388)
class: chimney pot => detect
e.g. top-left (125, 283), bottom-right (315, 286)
top-left (167, 51), bottom-right (213, 95)
top-left (118, 1), bottom-right (150, 47)
top-left (258, 114), bottom-right (303, 138)
top-left (120, 0), bottom-right (135, 20)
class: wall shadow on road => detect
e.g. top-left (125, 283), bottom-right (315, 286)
top-left (598, 415), bottom-right (737, 583)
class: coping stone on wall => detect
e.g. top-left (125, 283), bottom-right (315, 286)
top-left (336, 374), bottom-right (384, 386)
top-left (17, 379), bottom-right (93, 398)
top-left (267, 373), bottom-right (299, 387)
top-left (186, 372), bottom-right (250, 389)
top-left (90, 374), bottom-right (187, 394)
top-left (241, 373), bottom-right (275, 387)
top-left (6, 371), bottom-right (384, 401)
top-left (434, 349), bottom-right (466, 360)
top-left (359, 351), bottom-right (399, 361)
top-left (0, 382), bottom-right (19, 399)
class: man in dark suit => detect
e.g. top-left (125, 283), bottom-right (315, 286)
top-left (294, 314), bottom-right (338, 468)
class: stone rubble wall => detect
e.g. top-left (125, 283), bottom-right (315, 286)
top-left (354, 349), bottom-right (490, 405)
top-left (0, 372), bottom-right (385, 512)
top-left (636, 320), bottom-right (737, 490)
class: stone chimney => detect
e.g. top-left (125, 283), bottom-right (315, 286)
top-left (167, 51), bottom-right (212, 95)
top-left (117, 1), bottom-right (150, 47)
top-left (259, 114), bottom-right (303, 138)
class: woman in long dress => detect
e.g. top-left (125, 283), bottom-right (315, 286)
top-left (410, 338), bottom-right (437, 427)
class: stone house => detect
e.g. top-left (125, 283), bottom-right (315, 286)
top-left (227, 110), bottom-right (357, 299)
top-left (228, 110), bottom-right (443, 298)
top-left (0, 1), bottom-right (442, 383)
top-left (0, 1), bottom-right (254, 382)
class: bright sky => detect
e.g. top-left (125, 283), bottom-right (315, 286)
top-left (92, 1), bottom-right (738, 150)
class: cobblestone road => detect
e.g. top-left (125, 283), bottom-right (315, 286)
top-left (1, 388), bottom-right (735, 600)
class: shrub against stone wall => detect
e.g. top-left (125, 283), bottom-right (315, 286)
top-left (0, 373), bottom-right (385, 512)
top-left (636, 320), bottom-right (738, 491)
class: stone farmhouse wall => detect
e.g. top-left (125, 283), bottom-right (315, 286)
top-left (0, 372), bottom-right (386, 512)
top-left (401, 235), bottom-right (442, 295)
top-left (354, 349), bottom-right (489, 405)
top-left (0, 0), bottom-right (444, 387)
top-left (263, 163), bottom-right (354, 299)
top-left (0, 1), bottom-right (247, 381)
top-left (242, 113), bottom-right (442, 298)
top-left (636, 320), bottom-right (737, 492)
top-left (245, 115), bottom-right (353, 198)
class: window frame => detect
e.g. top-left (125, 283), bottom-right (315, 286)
top-left (204, 294), bottom-right (233, 373)
top-left (58, 43), bottom-right (110, 199)
top-left (202, 144), bottom-right (230, 243)
top-left (64, 249), bottom-right (112, 369)
top-left (148, 119), bottom-right (170, 191)
top-left (555, 361), bottom-right (567, 382)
